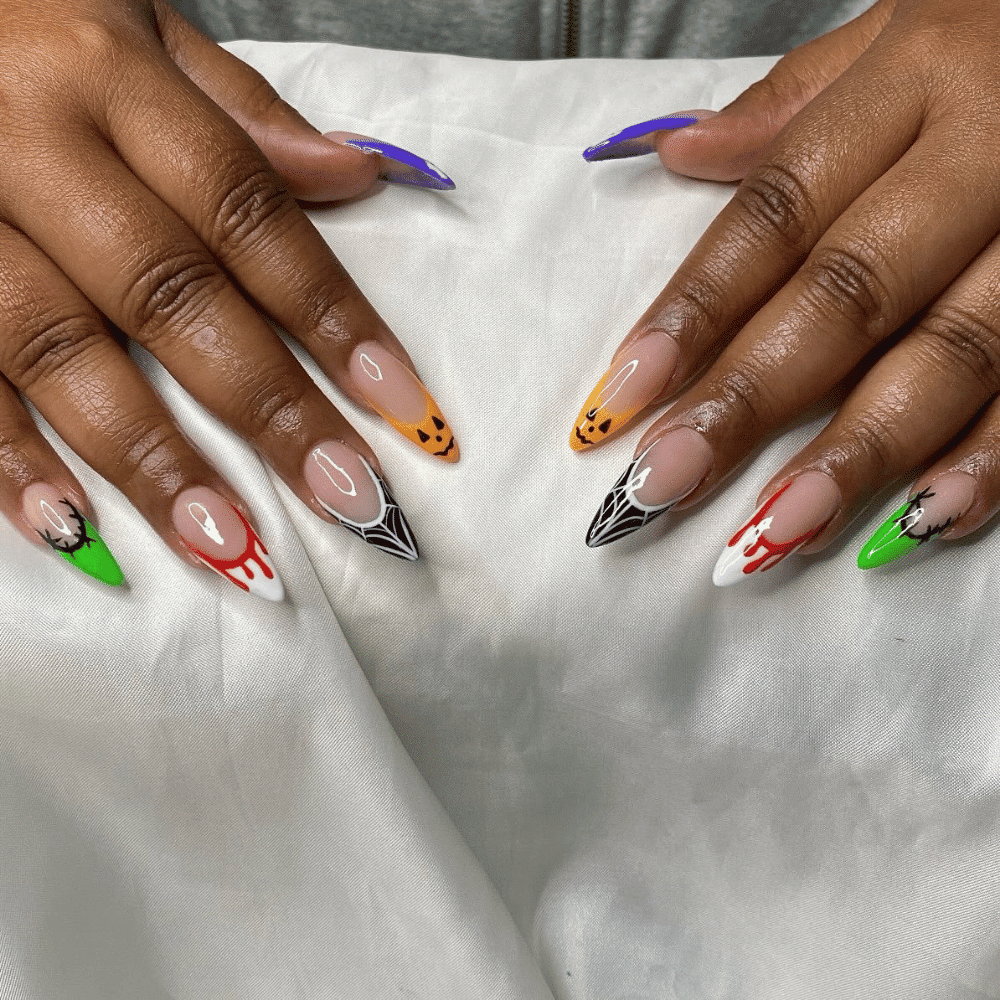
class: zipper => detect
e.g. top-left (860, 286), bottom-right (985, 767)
top-left (561, 0), bottom-right (580, 57)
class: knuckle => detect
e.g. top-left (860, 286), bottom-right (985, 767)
top-left (922, 306), bottom-right (1000, 395)
top-left (123, 251), bottom-right (225, 341)
top-left (231, 368), bottom-right (309, 443)
top-left (210, 164), bottom-right (296, 259)
top-left (712, 361), bottom-right (775, 437)
top-left (799, 244), bottom-right (895, 342)
top-left (843, 412), bottom-right (900, 476)
top-left (103, 415), bottom-right (186, 492)
top-left (733, 162), bottom-right (818, 251)
top-left (2, 312), bottom-right (105, 392)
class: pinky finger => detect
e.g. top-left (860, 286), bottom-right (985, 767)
top-left (0, 377), bottom-right (123, 586)
top-left (858, 397), bottom-right (1000, 569)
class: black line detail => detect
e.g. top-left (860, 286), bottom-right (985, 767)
top-left (585, 456), bottom-right (673, 547)
top-left (433, 437), bottom-right (455, 457)
top-left (898, 488), bottom-right (954, 544)
top-left (37, 500), bottom-right (93, 556)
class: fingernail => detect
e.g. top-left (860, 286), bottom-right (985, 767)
top-left (582, 114), bottom-right (701, 161)
top-left (348, 342), bottom-right (459, 462)
top-left (323, 131), bottom-right (455, 190)
top-left (857, 472), bottom-right (976, 569)
top-left (172, 487), bottom-right (284, 601)
top-left (22, 482), bottom-right (124, 586)
top-left (305, 441), bottom-right (419, 560)
top-left (571, 332), bottom-right (680, 451)
top-left (586, 427), bottom-right (712, 547)
top-left (713, 471), bottom-right (840, 587)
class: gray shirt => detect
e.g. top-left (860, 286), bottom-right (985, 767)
top-left (172, 0), bottom-right (873, 59)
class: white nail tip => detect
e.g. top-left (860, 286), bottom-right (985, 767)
top-left (712, 516), bottom-right (773, 587)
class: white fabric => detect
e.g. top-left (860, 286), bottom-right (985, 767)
top-left (2, 40), bottom-right (999, 999)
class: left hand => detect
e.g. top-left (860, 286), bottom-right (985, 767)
top-left (574, 0), bottom-right (1000, 583)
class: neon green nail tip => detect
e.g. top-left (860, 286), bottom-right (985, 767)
top-left (857, 501), bottom-right (921, 569)
top-left (45, 513), bottom-right (124, 586)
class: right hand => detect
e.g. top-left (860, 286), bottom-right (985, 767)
top-left (0, 0), bottom-right (458, 598)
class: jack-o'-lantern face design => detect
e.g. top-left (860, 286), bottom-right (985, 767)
top-left (574, 408), bottom-right (613, 447)
top-left (416, 414), bottom-right (455, 457)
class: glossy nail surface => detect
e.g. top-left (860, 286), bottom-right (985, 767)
top-left (348, 342), bottom-right (459, 462)
top-left (713, 472), bottom-right (840, 587)
top-left (571, 332), bottom-right (680, 450)
top-left (173, 487), bottom-right (284, 601)
top-left (325, 132), bottom-right (455, 190)
top-left (583, 115), bottom-right (699, 161)
top-left (858, 473), bottom-right (976, 569)
top-left (22, 482), bottom-right (124, 586)
top-left (586, 427), bottom-right (712, 547)
top-left (305, 441), bottom-right (419, 560)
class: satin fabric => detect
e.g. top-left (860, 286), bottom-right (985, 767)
top-left (1, 41), bottom-right (998, 999)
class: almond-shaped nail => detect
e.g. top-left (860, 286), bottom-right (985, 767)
top-left (172, 486), bottom-right (284, 601)
top-left (571, 332), bottom-right (680, 451)
top-left (348, 342), bottom-right (459, 462)
top-left (582, 114), bottom-right (700, 161)
top-left (858, 473), bottom-right (976, 569)
top-left (713, 471), bottom-right (840, 587)
top-left (586, 427), bottom-right (713, 547)
top-left (323, 131), bottom-right (455, 190)
top-left (305, 441), bottom-right (419, 560)
top-left (22, 482), bottom-right (124, 586)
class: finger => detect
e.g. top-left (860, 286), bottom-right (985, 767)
top-left (3, 132), bottom-right (425, 559)
top-left (97, 48), bottom-right (460, 463)
top-left (711, 224), bottom-right (1000, 583)
top-left (153, 0), bottom-right (379, 201)
top-left (0, 376), bottom-right (124, 586)
top-left (654, 0), bottom-right (894, 182)
top-left (570, 26), bottom-right (922, 453)
top-left (584, 108), bottom-right (1000, 562)
top-left (0, 222), bottom-right (289, 599)
top-left (154, 2), bottom-right (455, 197)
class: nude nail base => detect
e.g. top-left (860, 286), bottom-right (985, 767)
top-left (314, 455), bottom-right (419, 561)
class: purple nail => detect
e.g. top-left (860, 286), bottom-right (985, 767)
top-left (342, 139), bottom-right (456, 190)
top-left (582, 116), bottom-right (699, 162)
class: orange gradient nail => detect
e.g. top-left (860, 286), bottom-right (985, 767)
top-left (348, 342), bottom-right (459, 462)
top-left (570, 332), bottom-right (679, 451)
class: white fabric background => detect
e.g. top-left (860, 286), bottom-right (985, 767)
top-left (1, 40), bottom-right (999, 999)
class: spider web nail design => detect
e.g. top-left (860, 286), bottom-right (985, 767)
top-left (586, 454), bottom-right (674, 548)
top-left (318, 458), bottom-right (419, 561)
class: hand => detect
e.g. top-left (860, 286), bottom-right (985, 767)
top-left (0, 0), bottom-right (459, 598)
top-left (574, 0), bottom-right (1000, 583)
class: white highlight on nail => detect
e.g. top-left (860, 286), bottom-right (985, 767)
top-left (39, 499), bottom-right (72, 537)
top-left (312, 446), bottom-right (357, 498)
top-left (359, 353), bottom-right (383, 381)
top-left (188, 503), bottom-right (225, 545)
top-left (624, 463), bottom-right (652, 504)
top-left (595, 358), bottom-right (639, 411)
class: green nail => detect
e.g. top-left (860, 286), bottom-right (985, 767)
top-left (857, 500), bottom-right (922, 569)
top-left (38, 508), bottom-right (124, 586)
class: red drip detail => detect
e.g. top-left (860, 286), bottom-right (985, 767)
top-left (726, 481), bottom-right (828, 575)
top-left (183, 507), bottom-right (274, 592)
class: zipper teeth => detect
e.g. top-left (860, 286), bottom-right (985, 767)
top-left (562, 0), bottom-right (580, 57)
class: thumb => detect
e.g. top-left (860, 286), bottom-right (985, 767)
top-left (153, 0), bottom-right (380, 201)
top-left (656, 0), bottom-right (894, 182)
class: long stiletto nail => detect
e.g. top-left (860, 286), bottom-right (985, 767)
top-left (858, 472), bottom-right (976, 569)
top-left (583, 115), bottom-right (699, 161)
top-left (22, 482), bottom-right (124, 586)
top-left (713, 471), bottom-right (840, 587)
top-left (305, 441), bottom-right (419, 560)
top-left (348, 342), bottom-right (459, 462)
top-left (324, 132), bottom-right (455, 190)
top-left (586, 427), bottom-right (712, 547)
top-left (173, 487), bottom-right (284, 601)
top-left (571, 332), bottom-right (680, 451)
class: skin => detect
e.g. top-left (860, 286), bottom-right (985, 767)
top-left (0, 0), bottom-right (418, 570)
top-left (600, 0), bottom-right (1000, 554)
